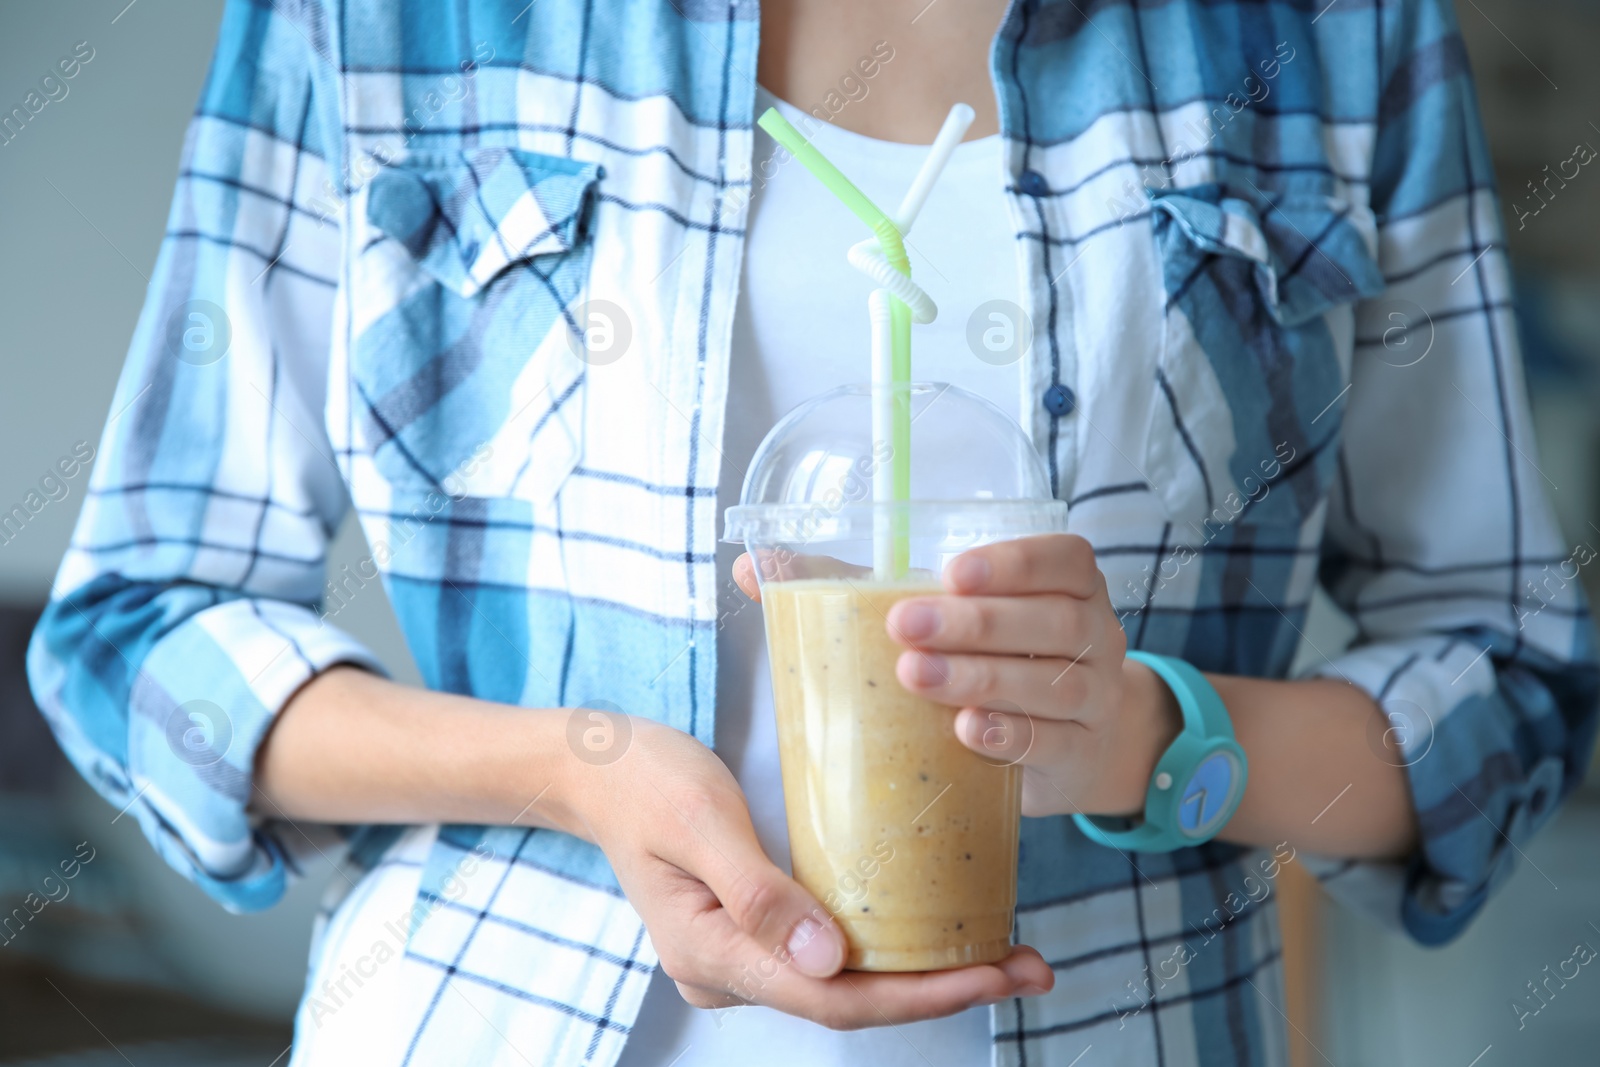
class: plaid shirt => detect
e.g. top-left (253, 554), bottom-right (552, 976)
top-left (27, 0), bottom-right (1598, 1063)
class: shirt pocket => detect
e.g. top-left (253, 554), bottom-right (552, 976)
top-left (1142, 182), bottom-right (1385, 530)
top-left (352, 146), bottom-right (602, 505)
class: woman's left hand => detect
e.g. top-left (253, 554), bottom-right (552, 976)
top-left (881, 534), bottom-right (1181, 818)
top-left (732, 534), bottom-right (1181, 819)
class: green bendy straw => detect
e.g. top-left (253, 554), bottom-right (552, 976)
top-left (756, 105), bottom-right (974, 578)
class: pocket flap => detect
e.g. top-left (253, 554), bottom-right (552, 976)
top-left (366, 147), bottom-right (602, 299)
top-left (1142, 183), bottom-right (1386, 531)
top-left (1150, 183), bottom-right (1385, 327)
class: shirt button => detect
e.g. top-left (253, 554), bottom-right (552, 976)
top-left (1042, 383), bottom-right (1076, 417)
top-left (1017, 169), bottom-right (1050, 197)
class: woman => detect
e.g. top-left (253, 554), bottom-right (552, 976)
top-left (29, 0), bottom-right (1596, 1063)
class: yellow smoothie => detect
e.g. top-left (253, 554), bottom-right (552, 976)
top-left (761, 577), bottom-right (1022, 971)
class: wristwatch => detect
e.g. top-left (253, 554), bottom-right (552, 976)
top-left (1073, 651), bottom-right (1248, 852)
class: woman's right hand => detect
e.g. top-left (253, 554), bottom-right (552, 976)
top-left (560, 717), bottom-right (1055, 1029)
top-left (257, 668), bottom-right (1053, 1028)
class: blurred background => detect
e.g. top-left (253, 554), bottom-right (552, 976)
top-left (0, 1), bottom-right (1595, 1064)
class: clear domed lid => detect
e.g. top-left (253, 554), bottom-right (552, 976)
top-left (723, 382), bottom-right (1066, 547)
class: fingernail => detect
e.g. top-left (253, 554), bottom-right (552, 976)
top-left (787, 917), bottom-right (842, 977)
top-left (894, 602), bottom-right (939, 641)
top-left (949, 555), bottom-right (991, 590)
top-left (1016, 983), bottom-right (1048, 997)
top-left (909, 653), bottom-right (950, 687)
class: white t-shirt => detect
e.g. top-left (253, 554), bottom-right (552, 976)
top-left (618, 89), bottom-right (1025, 1066)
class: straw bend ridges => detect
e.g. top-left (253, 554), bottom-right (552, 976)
top-left (848, 238), bottom-right (936, 323)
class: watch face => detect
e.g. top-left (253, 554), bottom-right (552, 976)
top-left (1178, 750), bottom-right (1242, 838)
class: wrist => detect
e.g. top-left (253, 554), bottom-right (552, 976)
top-left (536, 709), bottom-right (672, 846)
top-left (1093, 656), bottom-right (1183, 817)
top-left (441, 701), bottom-right (601, 842)
top-left (514, 708), bottom-right (604, 843)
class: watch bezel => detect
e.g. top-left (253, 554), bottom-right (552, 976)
top-left (1169, 741), bottom-right (1247, 840)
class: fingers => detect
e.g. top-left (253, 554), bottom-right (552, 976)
top-left (896, 648), bottom-right (1102, 717)
top-left (732, 553), bottom-right (761, 602)
top-left (694, 941), bottom-right (1055, 1030)
top-left (951, 706), bottom-right (1095, 772)
top-left (832, 947), bottom-right (1055, 1024)
top-left (886, 593), bottom-right (1100, 658)
top-left (945, 534), bottom-right (1102, 598)
top-left (658, 788), bottom-right (847, 980)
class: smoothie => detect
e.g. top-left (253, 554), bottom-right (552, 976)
top-left (761, 576), bottom-right (1022, 972)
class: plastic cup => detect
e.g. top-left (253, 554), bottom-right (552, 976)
top-left (724, 383), bottom-right (1069, 971)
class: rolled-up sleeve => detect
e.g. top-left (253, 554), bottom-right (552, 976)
top-left (1304, 0), bottom-right (1600, 943)
top-left (26, 0), bottom-right (382, 913)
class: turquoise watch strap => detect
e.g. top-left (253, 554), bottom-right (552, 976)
top-left (1073, 652), bottom-right (1248, 853)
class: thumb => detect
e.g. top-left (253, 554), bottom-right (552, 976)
top-left (696, 814), bottom-right (847, 979)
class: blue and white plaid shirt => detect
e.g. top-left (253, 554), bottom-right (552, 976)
top-left (28, 0), bottom-right (1598, 1064)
